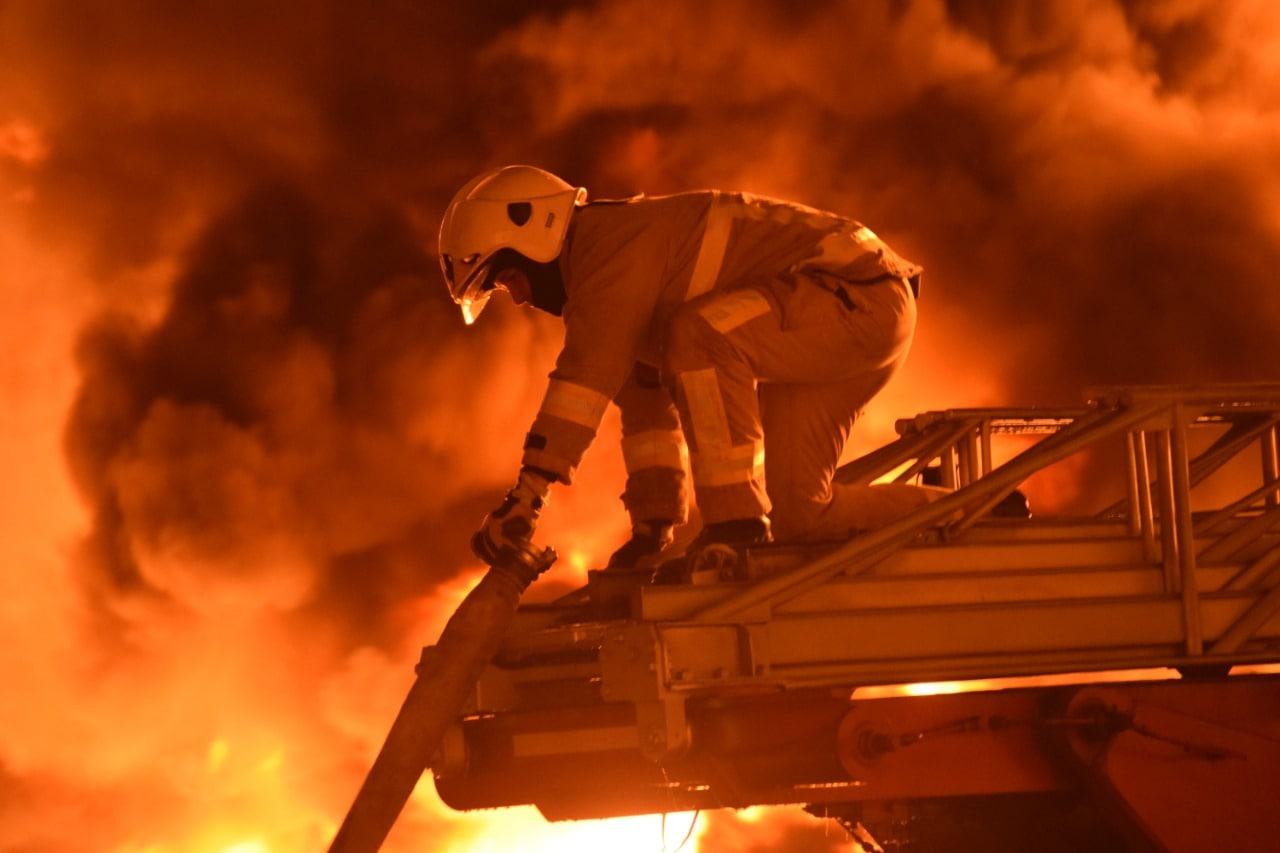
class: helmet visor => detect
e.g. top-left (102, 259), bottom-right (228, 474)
top-left (446, 252), bottom-right (496, 325)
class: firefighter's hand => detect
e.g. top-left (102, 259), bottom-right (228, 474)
top-left (606, 520), bottom-right (675, 570)
top-left (471, 468), bottom-right (554, 567)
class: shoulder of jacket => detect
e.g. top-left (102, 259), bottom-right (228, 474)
top-left (586, 193), bottom-right (646, 206)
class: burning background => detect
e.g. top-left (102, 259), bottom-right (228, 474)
top-left (2, 0), bottom-right (1279, 850)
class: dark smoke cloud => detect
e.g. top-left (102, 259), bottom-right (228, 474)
top-left (3, 0), bottom-right (1279, 848)
top-left (19, 3), bottom-right (580, 618)
top-left (39, 0), bottom-right (1280, 616)
top-left (489, 0), bottom-right (1280, 397)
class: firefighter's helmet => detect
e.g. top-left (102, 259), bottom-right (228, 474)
top-left (438, 165), bottom-right (587, 324)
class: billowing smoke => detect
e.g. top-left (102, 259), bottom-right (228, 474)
top-left (2, 0), bottom-right (1279, 849)
top-left (488, 0), bottom-right (1280, 399)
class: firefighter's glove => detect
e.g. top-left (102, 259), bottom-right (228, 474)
top-left (472, 467), bottom-right (554, 567)
top-left (606, 520), bottom-right (675, 570)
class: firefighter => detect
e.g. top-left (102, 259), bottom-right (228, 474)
top-left (439, 165), bottom-right (941, 570)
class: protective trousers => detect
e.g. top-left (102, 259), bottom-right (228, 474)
top-left (664, 272), bottom-right (935, 542)
top-left (613, 363), bottom-right (689, 525)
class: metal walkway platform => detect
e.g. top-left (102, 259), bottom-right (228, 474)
top-left (432, 383), bottom-right (1280, 850)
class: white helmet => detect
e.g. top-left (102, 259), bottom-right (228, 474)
top-left (438, 165), bottom-right (587, 324)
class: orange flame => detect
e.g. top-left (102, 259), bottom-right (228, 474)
top-left (5, 1), bottom-right (1280, 850)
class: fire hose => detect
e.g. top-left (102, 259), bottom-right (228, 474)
top-left (328, 542), bottom-right (557, 852)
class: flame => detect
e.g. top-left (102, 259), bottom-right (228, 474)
top-left (405, 786), bottom-right (709, 853)
top-left (854, 668), bottom-right (1183, 701)
top-left (4, 1), bottom-right (1280, 851)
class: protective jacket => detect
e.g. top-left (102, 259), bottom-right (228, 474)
top-left (520, 191), bottom-right (922, 529)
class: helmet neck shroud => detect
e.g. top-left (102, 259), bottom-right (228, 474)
top-left (486, 247), bottom-right (567, 317)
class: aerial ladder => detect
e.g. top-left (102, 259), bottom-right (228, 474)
top-left (333, 384), bottom-right (1280, 852)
